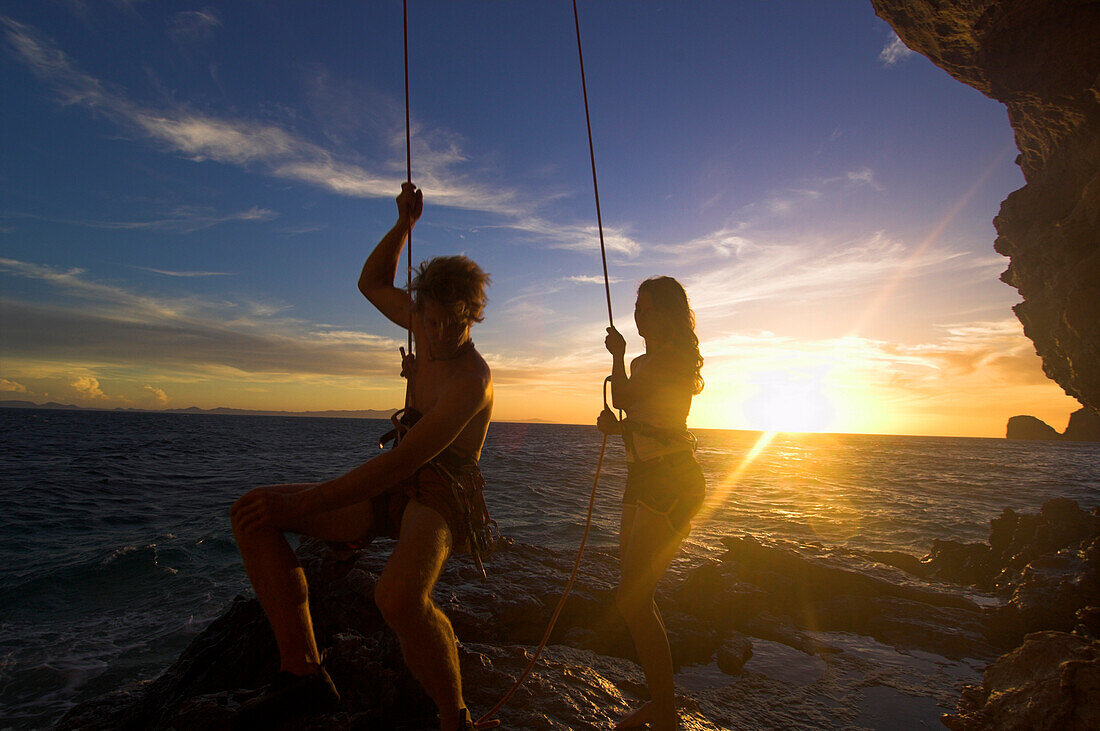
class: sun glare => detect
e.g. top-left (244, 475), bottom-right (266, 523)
top-left (743, 371), bottom-right (835, 433)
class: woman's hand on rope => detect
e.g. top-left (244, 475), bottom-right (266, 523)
top-left (597, 406), bottom-right (621, 435)
top-left (396, 182), bottom-right (423, 227)
top-left (605, 326), bottom-right (626, 358)
top-left (399, 346), bottom-right (416, 379)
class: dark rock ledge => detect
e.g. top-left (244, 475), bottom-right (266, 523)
top-left (59, 499), bottom-right (1098, 729)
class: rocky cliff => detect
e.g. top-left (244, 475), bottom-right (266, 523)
top-left (1065, 407), bottom-right (1100, 441)
top-left (871, 0), bottom-right (1100, 415)
top-left (1006, 407), bottom-right (1100, 441)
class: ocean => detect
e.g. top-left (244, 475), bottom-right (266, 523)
top-left (1, 407), bottom-right (1098, 728)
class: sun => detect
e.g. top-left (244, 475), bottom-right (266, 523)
top-left (743, 370), bottom-right (836, 433)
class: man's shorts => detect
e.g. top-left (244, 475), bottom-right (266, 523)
top-left (367, 462), bottom-right (472, 549)
top-left (337, 455), bottom-right (487, 554)
top-left (624, 450), bottom-right (706, 535)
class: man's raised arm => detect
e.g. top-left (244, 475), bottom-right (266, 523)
top-left (359, 183), bottom-right (423, 328)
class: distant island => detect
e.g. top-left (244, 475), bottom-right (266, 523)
top-left (1007, 407), bottom-right (1100, 442)
top-left (0, 400), bottom-right (556, 424)
top-left (0, 399), bottom-right (399, 420)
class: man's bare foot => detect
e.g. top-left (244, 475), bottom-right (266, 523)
top-left (614, 701), bottom-right (654, 729)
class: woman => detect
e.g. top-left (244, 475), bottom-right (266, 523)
top-left (598, 276), bottom-right (705, 731)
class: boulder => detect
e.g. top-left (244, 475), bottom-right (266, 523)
top-left (921, 540), bottom-right (995, 587)
top-left (715, 633), bottom-right (753, 676)
top-left (987, 536), bottom-right (1100, 647)
top-left (943, 631), bottom-right (1100, 731)
top-left (988, 498), bottom-right (1099, 584)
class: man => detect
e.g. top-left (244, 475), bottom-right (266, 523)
top-left (231, 182), bottom-right (494, 731)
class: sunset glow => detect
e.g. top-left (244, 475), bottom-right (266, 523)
top-left (0, 3), bottom-right (1082, 437)
top-left (742, 371), bottom-right (836, 434)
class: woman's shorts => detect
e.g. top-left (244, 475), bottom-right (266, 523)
top-left (624, 450), bottom-right (705, 535)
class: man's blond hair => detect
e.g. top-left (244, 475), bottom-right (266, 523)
top-left (411, 255), bottom-right (490, 323)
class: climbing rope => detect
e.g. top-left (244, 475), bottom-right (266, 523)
top-left (475, 439), bottom-right (607, 728)
top-left (475, 2), bottom-right (615, 727)
top-left (402, 0), bottom-right (413, 356)
top-left (573, 0), bottom-right (614, 332)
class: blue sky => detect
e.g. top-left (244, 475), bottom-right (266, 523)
top-left (0, 1), bottom-right (1080, 436)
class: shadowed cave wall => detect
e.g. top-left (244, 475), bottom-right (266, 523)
top-left (871, 0), bottom-right (1100, 415)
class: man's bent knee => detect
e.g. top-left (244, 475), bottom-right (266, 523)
top-left (230, 493), bottom-right (249, 535)
top-left (230, 486), bottom-right (279, 538)
top-left (374, 579), bottom-right (433, 634)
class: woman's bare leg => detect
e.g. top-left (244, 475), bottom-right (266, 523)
top-left (616, 504), bottom-right (654, 728)
top-left (615, 505), bottom-right (687, 731)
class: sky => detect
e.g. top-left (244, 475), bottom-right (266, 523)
top-left (0, 1), bottom-right (1083, 437)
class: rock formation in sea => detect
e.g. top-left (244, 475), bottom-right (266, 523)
top-left (1006, 414), bottom-right (1061, 440)
top-left (871, 0), bottom-right (1100, 415)
top-left (58, 499), bottom-right (1099, 729)
top-left (1064, 407), bottom-right (1100, 442)
top-left (1006, 407), bottom-right (1100, 441)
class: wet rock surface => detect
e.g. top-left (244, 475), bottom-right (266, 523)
top-left (715, 633), bottom-right (753, 676)
top-left (58, 501), bottom-right (1098, 729)
top-left (915, 498), bottom-right (1100, 651)
top-left (942, 630), bottom-right (1100, 731)
top-left (872, 0), bottom-right (1100, 414)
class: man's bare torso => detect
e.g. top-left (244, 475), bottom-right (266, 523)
top-left (410, 320), bottom-right (493, 461)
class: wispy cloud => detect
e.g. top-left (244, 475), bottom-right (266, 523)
top-left (1, 16), bottom-right (523, 217)
top-left (901, 319), bottom-right (1052, 385)
top-left (506, 216), bottom-right (642, 257)
top-left (683, 230), bottom-right (970, 313)
top-left (170, 9), bottom-right (222, 43)
top-left (845, 168), bottom-right (878, 188)
top-left (90, 206), bottom-right (277, 232)
top-left (5, 206), bottom-right (278, 233)
top-left (0, 378), bottom-right (28, 393)
top-left (0, 257), bottom-right (405, 379)
top-left (879, 32), bottom-right (914, 67)
top-left (651, 228), bottom-right (755, 260)
top-left (565, 274), bottom-right (622, 285)
top-left (132, 266), bottom-right (234, 278)
top-left (754, 168), bottom-right (882, 218)
top-left (697, 319), bottom-right (1047, 388)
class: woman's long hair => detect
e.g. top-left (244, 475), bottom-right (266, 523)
top-left (638, 276), bottom-right (704, 395)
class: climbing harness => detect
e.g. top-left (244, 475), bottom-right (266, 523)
top-left (474, 2), bottom-right (615, 727)
top-left (379, 408), bottom-right (499, 579)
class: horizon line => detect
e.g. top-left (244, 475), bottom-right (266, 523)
top-left (0, 398), bottom-right (1029, 441)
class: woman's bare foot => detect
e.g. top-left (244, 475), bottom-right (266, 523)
top-left (614, 701), bottom-right (654, 729)
top-left (649, 705), bottom-right (679, 731)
